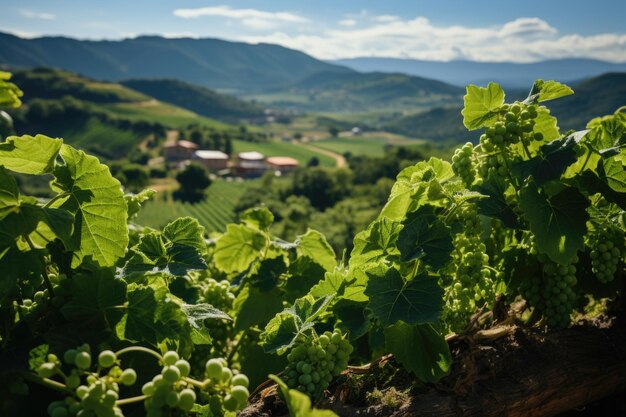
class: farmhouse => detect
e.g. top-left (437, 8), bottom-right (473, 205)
top-left (193, 150), bottom-right (229, 171)
top-left (266, 156), bottom-right (299, 174)
top-left (234, 151), bottom-right (266, 177)
top-left (164, 140), bottom-right (198, 163)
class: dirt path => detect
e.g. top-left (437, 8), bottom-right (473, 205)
top-left (296, 142), bottom-right (347, 168)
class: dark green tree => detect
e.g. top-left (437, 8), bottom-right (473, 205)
top-left (174, 163), bottom-right (212, 203)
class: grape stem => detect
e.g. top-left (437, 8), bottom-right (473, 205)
top-left (22, 372), bottom-right (73, 395)
top-left (183, 376), bottom-right (205, 389)
top-left (115, 346), bottom-right (163, 362)
top-left (116, 394), bottom-right (149, 406)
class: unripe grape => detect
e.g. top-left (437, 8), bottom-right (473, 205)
top-left (120, 368), bottom-right (137, 386)
top-left (98, 351), bottom-right (116, 368)
top-left (75, 352), bottom-right (91, 370)
top-left (162, 351), bottom-right (179, 366)
top-left (205, 359), bottom-right (223, 379)
top-left (231, 373), bottom-right (249, 388)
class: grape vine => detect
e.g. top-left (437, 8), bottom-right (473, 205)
top-left (0, 71), bottom-right (624, 417)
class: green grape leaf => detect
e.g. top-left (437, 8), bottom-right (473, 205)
top-left (214, 224), bottom-right (266, 273)
top-left (334, 299), bottom-right (370, 340)
top-left (60, 267), bottom-right (127, 326)
top-left (249, 255), bottom-right (287, 291)
top-left (166, 244), bottom-right (208, 276)
top-left (309, 269), bottom-right (351, 298)
top-left (519, 181), bottom-right (589, 264)
top-left (125, 189), bottom-right (155, 220)
top-left (0, 166), bottom-right (19, 219)
top-left (270, 375), bottom-right (339, 417)
top-left (295, 229), bottom-right (336, 271)
top-left (601, 157), bottom-right (626, 193)
top-left (118, 281), bottom-right (190, 346)
top-left (0, 134), bottom-right (62, 174)
top-left (0, 245), bottom-right (45, 305)
top-left (163, 217), bottom-right (206, 253)
top-left (182, 303), bottom-right (231, 327)
top-left (349, 217), bottom-right (402, 268)
top-left (0, 203), bottom-right (74, 251)
top-left (365, 268), bottom-right (444, 326)
top-left (0, 72), bottom-right (23, 108)
top-left (474, 177), bottom-right (521, 229)
top-left (260, 295), bottom-right (333, 354)
top-left (576, 170), bottom-right (626, 210)
top-left (511, 134), bottom-right (580, 185)
top-left (533, 106), bottom-right (560, 142)
top-left (462, 82), bottom-right (505, 130)
top-left (51, 145), bottom-right (128, 267)
top-left (234, 286), bottom-right (285, 331)
top-left (285, 256), bottom-right (327, 300)
top-left (384, 322), bottom-right (451, 383)
top-left (26, 205), bottom-right (75, 249)
top-left (240, 206), bottom-right (274, 231)
top-left (525, 80), bottom-right (574, 103)
top-left (397, 205), bottom-right (453, 269)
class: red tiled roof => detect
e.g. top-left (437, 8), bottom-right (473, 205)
top-left (266, 156), bottom-right (299, 166)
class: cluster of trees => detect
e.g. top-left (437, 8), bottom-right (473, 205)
top-left (234, 146), bottom-right (427, 253)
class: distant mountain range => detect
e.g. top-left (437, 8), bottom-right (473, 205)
top-left (0, 32), bottom-right (350, 92)
top-left (332, 57), bottom-right (626, 88)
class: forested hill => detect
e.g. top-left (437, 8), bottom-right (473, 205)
top-left (0, 31), bottom-right (351, 92)
top-left (121, 79), bottom-right (264, 121)
top-left (384, 72), bottom-right (626, 142)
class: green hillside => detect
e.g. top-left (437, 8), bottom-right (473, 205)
top-left (121, 79), bottom-right (264, 122)
top-left (250, 71), bottom-right (462, 112)
top-left (0, 32), bottom-right (351, 92)
top-left (12, 68), bottom-right (148, 103)
top-left (315, 133), bottom-right (424, 157)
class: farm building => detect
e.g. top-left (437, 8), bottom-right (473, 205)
top-left (234, 151), bottom-right (266, 177)
top-left (164, 140), bottom-right (198, 163)
top-left (266, 156), bottom-right (299, 174)
top-left (193, 150), bottom-right (229, 171)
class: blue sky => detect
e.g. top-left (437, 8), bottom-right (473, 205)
top-left (2, 0), bottom-right (626, 62)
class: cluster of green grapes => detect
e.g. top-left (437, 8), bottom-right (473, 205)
top-left (451, 142), bottom-right (476, 186)
top-left (38, 344), bottom-right (136, 417)
top-left (588, 227), bottom-right (624, 283)
top-left (476, 153), bottom-right (509, 182)
top-left (20, 272), bottom-right (69, 320)
top-left (36, 345), bottom-right (249, 417)
top-left (443, 205), bottom-right (495, 332)
top-left (202, 358), bottom-right (250, 413)
top-left (283, 330), bottom-right (352, 399)
top-left (520, 250), bottom-right (578, 329)
top-left (202, 278), bottom-right (235, 311)
top-left (479, 103), bottom-right (542, 152)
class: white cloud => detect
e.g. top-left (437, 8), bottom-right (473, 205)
top-left (2, 27), bottom-right (39, 38)
top-left (19, 9), bottom-right (55, 20)
top-left (239, 16), bottom-right (626, 63)
top-left (173, 5), bottom-right (307, 31)
top-left (338, 19), bottom-right (357, 27)
top-left (374, 15), bottom-right (399, 23)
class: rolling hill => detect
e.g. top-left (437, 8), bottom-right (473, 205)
top-left (248, 71), bottom-right (463, 112)
top-left (0, 32), bottom-right (351, 92)
top-left (384, 73), bottom-right (626, 141)
top-left (121, 79), bottom-right (264, 122)
top-left (0, 32), bottom-right (464, 112)
top-left (333, 57), bottom-right (626, 89)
